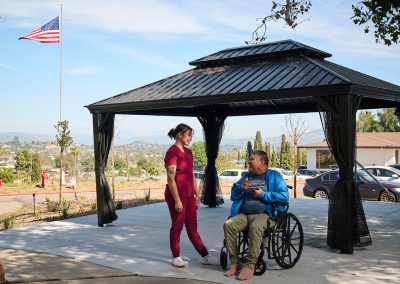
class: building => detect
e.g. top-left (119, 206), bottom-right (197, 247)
top-left (299, 132), bottom-right (400, 170)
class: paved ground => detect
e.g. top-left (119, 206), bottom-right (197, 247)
top-left (0, 198), bottom-right (399, 283)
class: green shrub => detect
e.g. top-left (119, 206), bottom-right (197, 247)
top-left (60, 198), bottom-right (71, 218)
top-left (2, 215), bottom-right (16, 229)
top-left (116, 199), bottom-right (124, 210)
top-left (34, 211), bottom-right (41, 220)
top-left (0, 168), bottom-right (16, 183)
top-left (144, 189), bottom-right (151, 201)
top-left (45, 199), bottom-right (59, 212)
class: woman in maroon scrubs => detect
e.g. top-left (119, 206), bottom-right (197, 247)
top-left (164, 123), bottom-right (218, 267)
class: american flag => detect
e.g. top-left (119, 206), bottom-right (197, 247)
top-left (19, 16), bottom-right (59, 43)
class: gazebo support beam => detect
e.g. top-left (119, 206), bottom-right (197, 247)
top-left (92, 112), bottom-right (118, 227)
top-left (197, 110), bottom-right (227, 207)
top-left (317, 95), bottom-right (371, 253)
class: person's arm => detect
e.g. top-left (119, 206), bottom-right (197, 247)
top-left (193, 172), bottom-right (200, 208)
top-left (231, 174), bottom-right (248, 201)
top-left (166, 165), bottom-right (183, 212)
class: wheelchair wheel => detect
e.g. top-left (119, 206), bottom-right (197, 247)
top-left (254, 260), bottom-right (266, 275)
top-left (271, 213), bottom-right (304, 269)
top-left (220, 246), bottom-right (228, 270)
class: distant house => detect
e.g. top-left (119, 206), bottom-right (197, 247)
top-left (299, 132), bottom-right (400, 171)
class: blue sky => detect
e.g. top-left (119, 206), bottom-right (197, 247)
top-left (0, 0), bottom-right (399, 143)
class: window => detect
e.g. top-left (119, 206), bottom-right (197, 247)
top-left (328, 172), bottom-right (340, 181)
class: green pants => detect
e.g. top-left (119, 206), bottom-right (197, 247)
top-left (223, 213), bottom-right (269, 269)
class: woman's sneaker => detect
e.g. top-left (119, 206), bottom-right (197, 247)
top-left (200, 254), bottom-right (219, 265)
top-left (171, 256), bottom-right (188, 267)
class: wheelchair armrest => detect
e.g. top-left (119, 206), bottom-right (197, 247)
top-left (270, 202), bottom-right (289, 219)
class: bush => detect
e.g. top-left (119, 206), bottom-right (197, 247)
top-left (116, 199), bottom-right (124, 210)
top-left (2, 215), bottom-right (16, 229)
top-left (60, 198), bottom-right (71, 218)
top-left (0, 168), bottom-right (16, 183)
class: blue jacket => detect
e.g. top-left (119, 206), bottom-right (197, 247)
top-left (230, 169), bottom-right (289, 217)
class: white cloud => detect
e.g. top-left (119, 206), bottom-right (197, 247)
top-left (100, 41), bottom-right (181, 70)
top-left (0, 62), bottom-right (21, 72)
top-left (65, 65), bottom-right (106, 75)
top-left (1, 0), bottom-right (206, 33)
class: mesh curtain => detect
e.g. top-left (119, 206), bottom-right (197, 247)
top-left (197, 112), bottom-right (227, 207)
top-left (395, 107), bottom-right (400, 125)
top-left (93, 112), bottom-right (118, 226)
top-left (317, 95), bottom-right (371, 253)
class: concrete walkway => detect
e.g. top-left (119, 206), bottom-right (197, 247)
top-left (0, 198), bottom-right (399, 283)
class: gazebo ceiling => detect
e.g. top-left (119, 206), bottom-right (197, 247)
top-left (86, 39), bottom-right (400, 116)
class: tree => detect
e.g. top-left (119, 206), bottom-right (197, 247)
top-left (284, 114), bottom-right (310, 197)
top-left (357, 110), bottom-right (381, 132)
top-left (247, 0), bottom-right (399, 46)
top-left (55, 120), bottom-right (73, 204)
top-left (254, 131), bottom-right (263, 150)
top-left (265, 142), bottom-right (271, 158)
top-left (352, 1), bottom-right (400, 46)
top-left (31, 153), bottom-right (42, 182)
top-left (70, 145), bottom-right (81, 189)
top-left (191, 141), bottom-right (207, 169)
top-left (245, 141), bottom-right (253, 167)
top-left (279, 134), bottom-right (293, 170)
top-left (377, 108), bottom-right (400, 131)
top-left (270, 146), bottom-right (279, 167)
top-left (14, 149), bottom-right (31, 172)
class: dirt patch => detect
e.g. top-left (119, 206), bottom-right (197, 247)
top-left (0, 197), bottom-right (164, 231)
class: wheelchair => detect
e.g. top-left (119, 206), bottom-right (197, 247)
top-left (220, 202), bottom-right (304, 275)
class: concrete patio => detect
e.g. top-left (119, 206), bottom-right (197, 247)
top-left (0, 198), bottom-right (399, 283)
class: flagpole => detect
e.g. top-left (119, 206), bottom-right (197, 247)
top-left (59, 4), bottom-right (63, 121)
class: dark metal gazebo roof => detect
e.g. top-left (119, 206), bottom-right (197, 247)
top-left (86, 39), bottom-right (400, 116)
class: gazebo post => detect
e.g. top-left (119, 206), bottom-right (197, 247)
top-left (316, 95), bottom-right (371, 253)
top-left (197, 111), bottom-right (227, 207)
top-left (92, 112), bottom-right (118, 227)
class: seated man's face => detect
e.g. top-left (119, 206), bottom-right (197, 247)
top-left (248, 154), bottom-right (267, 174)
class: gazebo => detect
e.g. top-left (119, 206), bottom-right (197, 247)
top-left (86, 39), bottom-right (400, 254)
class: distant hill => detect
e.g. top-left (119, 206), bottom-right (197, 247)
top-left (0, 129), bottom-right (325, 147)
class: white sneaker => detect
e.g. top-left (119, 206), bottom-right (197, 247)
top-left (181, 255), bottom-right (191, 261)
top-left (171, 257), bottom-right (188, 267)
top-left (200, 254), bottom-right (220, 265)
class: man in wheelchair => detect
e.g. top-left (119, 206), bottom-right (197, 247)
top-left (223, 150), bottom-right (289, 280)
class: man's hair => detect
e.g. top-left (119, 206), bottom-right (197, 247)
top-left (253, 150), bottom-right (269, 167)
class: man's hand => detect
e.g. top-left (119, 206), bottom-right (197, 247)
top-left (253, 187), bottom-right (262, 198)
top-left (241, 178), bottom-right (249, 190)
top-left (195, 195), bottom-right (200, 208)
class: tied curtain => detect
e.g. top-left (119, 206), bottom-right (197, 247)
top-left (317, 95), bottom-right (371, 253)
top-left (93, 112), bottom-right (118, 226)
top-left (197, 111), bottom-right (227, 207)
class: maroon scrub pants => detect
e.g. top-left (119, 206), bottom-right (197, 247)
top-left (165, 190), bottom-right (208, 258)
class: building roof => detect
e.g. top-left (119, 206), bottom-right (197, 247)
top-left (299, 132), bottom-right (400, 149)
top-left (86, 39), bottom-right (400, 116)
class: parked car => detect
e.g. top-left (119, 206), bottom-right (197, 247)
top-left (269, 168), bottom-right (293, 180)
top-left (296, 169), bottom-right (319, 180)
top-left (303, 169), bottom-right (400, 202)
top-left (364, 166), bottom-right (400, 184)
top-left (194, 171), bottom-right (204, 181)
top-left (218, 169), bottom-right (248, 182)
top-left (389, 164), bottom-right (400, 171)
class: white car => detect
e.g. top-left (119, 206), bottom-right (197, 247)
top-left (269, 168), bottom-right (293, 180)
top-left (364, 166), bottom-right (400, 184)
top-left (218, 169), bottom-right (248, 182)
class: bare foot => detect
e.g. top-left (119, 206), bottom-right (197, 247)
top-left (224, 263), bottom-right (242, 277)
top-left (238, 267), bottom-right (254, 281)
